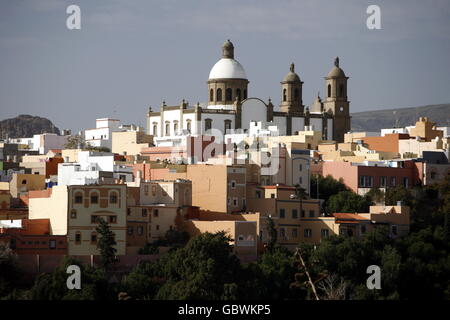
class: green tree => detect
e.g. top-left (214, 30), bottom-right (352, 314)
top-left (63, 135), bottom-right (85, 149)
top-left (310, 175), bottom-right (349, 201)
top-left (326, 191), bottom-right (373, 214)
top-left (366, 188), bottom-right (385, 204)
top-left (266, 216), bottom-right (277, 251)
top-left (96, 218), bottom-right (117, 269)
top-left (0, 242), bottom-right (18, 298)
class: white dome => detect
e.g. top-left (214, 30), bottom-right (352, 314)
top-left (208, 58), bottom-right (247, 80)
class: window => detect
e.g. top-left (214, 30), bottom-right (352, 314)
top-left (280, 228), bottom-right (286, 239)
top-left (216, 88), bottom-right (222, 101)
top-left (49, 239), bottom-right (56, 249)
top-left (236, 88), bottom-right (241, 101)
top-left (91, 215), bottom-right (98, 223)
top-left (430, 171), bottom-right (437, 179)
top-left (304, 228), bottom-right (312, 238)
top-left (75, 232), bottom-right (81, 244)
top-left (90, 193), bottom-right (99, 204)
top-left (256, 190), bottom-right (262, 199)
top-left (294, 88), bottom-right (299, 101)
top-left (127, 226), bottom-right (134, 235)
top-left (359, 176), bottom-right (373, 187)
top-left (271, 194), bottom-right (275, 199)
top-left (299, 164), bottom-right (303, 171)
top-left (70, 209), bottom-right (77, 219)
top-left (391, 225), bottom-right (398, 236)
top-left (301, 209), bottom-right (305, 217)
top-left (152, 185), bottom-right (157, 196)
top-left (224, 120), bottom-right (232, 132)
top-left (91, 233), bottom-right (97, 244)
top-left (321, 229), bottom-right (329, 238)
top-left (210, 88), bottom-right (214, 101)
top-left (137, 226), bottom-right (144, 236)
top-left (380, 176), bottom-right (387, 187)
top-left (74, 193), bottom-right (83, 204)
top-left (153, 209), bottom-right (159, 217)
top-left (109, 192), bottom-right (118, 204)
top-left (186, 120), bottom-right (192, 133)
top-left (403, 177), bottom-right (409, 188)
top-left (165, 122), bottom-right (170, 136)
top-left (21, 179), bottom-right (27, 184)
top-left (243, 89), bottom-right (247, 99)
top-left (292, 228), bottom-right (298, 238)
top-left (109, 216), bottom-right (117, 224)
top-left (339, 84), bottom-right (344, 97)
top-left (279, 208), bottom-right (285, 218)
top-left (230, 180), bottom-right (236, 189)
top-left (390, 176), bottom-right (396, 187)
top-left (204, 118), bottom-right (212, 132)
top-left (327, 84), bottom-right (331, 97)
top-left (156, 225), bottom-right (160, 231)
top-left (361, 225), bottom-right (367, 234)
top-left (225, 88), bottom-right (232, 101)
top-left (233, 198), bottom-right (238, 207)
top-left (153, 124), bottom-right (158, 136)
top-left (309, 210), bottom-right (315, 217)
top-left (283, 88), bottom-right (287, 101)
top-left (127, 208), bottom-right (131, 216)
top-left (292, 209), bottom-right (298, 219)
top-left (142, 208), bottom-right (147, 217)
top-left (173, 121), bottom-right (178, 133)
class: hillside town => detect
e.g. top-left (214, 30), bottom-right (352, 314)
top-left (1, 41), bottom-right (449, 272)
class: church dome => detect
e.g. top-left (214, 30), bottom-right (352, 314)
top-left (282, 63), bottom-right (301, 83)
top-left (208, 39), bottom-right (247, 80)
top-left (327, 57), bottom-right (346, 78)
top-left (208, 58), bottom-right (247, 80)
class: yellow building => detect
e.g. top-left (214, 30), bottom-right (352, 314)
top-left (9, 173), bottom-right (46, 198)
top-left (112, 130), bottom-right (153, 156)
top-left (126, 179), bottom-right (193, 254)
top-left (409, 117), bottom-right (443, 141)
top-left (299, 205), bottom-right (410, 244)
top-left (29, 184), bottom-right (127, 255)
top-left (246, 184), bottom-right (321, 250)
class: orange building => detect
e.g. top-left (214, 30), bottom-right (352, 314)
top-left (0, 218), bottom-right (67, 255)
top-left (322, 160), bottom-right (419, 194)
top-left (360, 133), bottom-right (410, 153)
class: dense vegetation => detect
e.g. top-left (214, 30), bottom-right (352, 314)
top-left (1, 176), bottom-right (449, 300)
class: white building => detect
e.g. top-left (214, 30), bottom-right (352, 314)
top-left (147, 40), bottom-right (351, 145)
top-left (9, 133), bottom-right (69, 154)
top-left (84, 118), bottom-right (122, 150)
top-left (58, 150), bottom-right (133, 186)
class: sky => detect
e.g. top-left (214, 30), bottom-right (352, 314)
top-left (0, 0), bottom-right (449, 133)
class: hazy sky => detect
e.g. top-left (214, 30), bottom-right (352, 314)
top-left (1, 0), bottom-right (449, 133)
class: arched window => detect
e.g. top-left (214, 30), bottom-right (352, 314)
top-left (209, 89), bottom-right (214, 101)
top-left (205, 118), bottom-right (212, 132)
top-left (173, 121), bottom-right (178, 134)
top-left (165, 122), bottom-right (170, 136)
top-left (74, 192), bottom-right (83, 204)
top-left (224, 120), bottom-right (232, 133)
top-left (294, 88), bottom-right (299, 101)
top-left (109, 192), bottom-right (118, 204)
top-left (339, 84), bottom-right (344, 97)
top-left (236, 89), bottom-right (241, 101)
top-left (283, 88), bottom-right (287, 102)
top-left (186, 120), bottom-right (191, 133)
top-left (216, 88), bottom-right (222, 101)
top-left (152, 123), bottom-right (158, 136)
top-left (225, 88), bottom-right (232, 101)
top-left (90, 192), bottom-right (99, 204)
top-left (327, 84), bottom-right (331, 97)
top-left (244, 89), bottom-right (247, 99)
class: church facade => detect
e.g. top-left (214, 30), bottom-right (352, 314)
top-left (147, 40), bottom-right (351, 143)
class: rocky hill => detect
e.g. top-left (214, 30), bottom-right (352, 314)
top-left (351, 103), bottom-right (450, 132)
top-left (0, 114), bottom-right (60, 139)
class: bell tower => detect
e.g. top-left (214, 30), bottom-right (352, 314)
top-left (280, 63), bottom-right (304, 114)
top-left (323, 57), bottom-right (350, 142)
